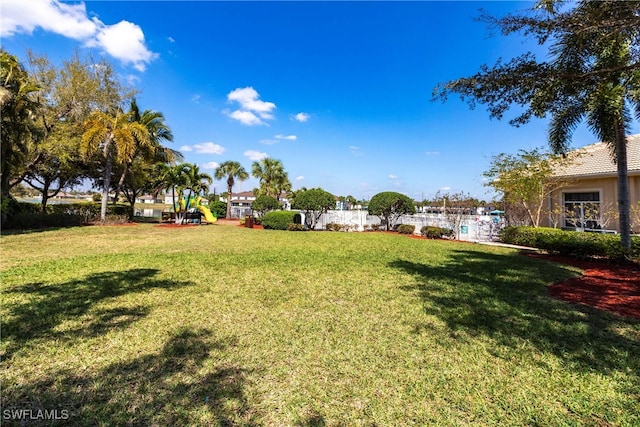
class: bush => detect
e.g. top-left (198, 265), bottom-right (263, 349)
top-left (326, 223), bottom-right (342, 231)
top-left (262, 211), bottom-right (302, 230)
top-left (397, 224), bottom-right (415, 235)
top-left (2, 202), bottom-right (136, 230)
top-left (499, 226), bottom-right (640, 261)
top-left (287, 223), bottom-right (305, 231)
top-left (420, 226), bottom-right (454, 240)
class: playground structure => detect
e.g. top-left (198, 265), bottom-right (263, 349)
top-left (163, 195), bottom-right (217, 224)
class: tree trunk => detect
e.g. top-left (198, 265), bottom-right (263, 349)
top-left (40, 182), bottom-right (50, 214)
top-left (226, 183), bottom-right (233, 219)
top-left (614, 125), bottom-right (631, 251)
top-left (113, 162), bottom-right (131, 206)
top-left (101, 135), bottom-right (114, 223)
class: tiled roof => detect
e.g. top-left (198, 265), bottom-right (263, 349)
top-left (553, 134), bottom-right (640, 178)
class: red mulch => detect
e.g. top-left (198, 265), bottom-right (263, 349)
top-left (524, 253), bottom-right (640, 319)
top-left (155, 223), bottom-right (201, 228)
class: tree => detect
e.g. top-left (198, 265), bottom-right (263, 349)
top-left (214, 161), bottom-right (249, 219)
top-left (290, 187), bottom-right (335, 230)
top-left (157, 163), bottom-right (189, 222)
top-left (483, 148), bottom-right (575, 227)
top-left (183, 163), bottom-right (212, 204)
top-left (82, 110), bottom-right (150, 222)
top-left (251, 195), bottom-right (281, 220)
top-left (432, 0), bottom-right (640, 251)
top-left (432, 191), bottom-right (475, 240)
top-left (113, 98), bottom-right (178, 204)
top-left (251, 158), bottom-right (291, 199)
top-left (0, 51), bottom-right (41, 199)
top-left (367, 191), bottom-right (416, 230)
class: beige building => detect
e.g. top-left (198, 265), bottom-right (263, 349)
top-left (546, 134), bottom-right (640, 233)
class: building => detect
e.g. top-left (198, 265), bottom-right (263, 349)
top-left (219, 191), bottom-right (291, 218)
top-left (546, 134), bottom-right (640, 233)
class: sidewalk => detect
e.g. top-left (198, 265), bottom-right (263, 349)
top-left (477, 241), bottom-right (540, 252)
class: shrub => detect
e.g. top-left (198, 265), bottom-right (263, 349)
top-left (420, 226), bottom-right (454, 240)
top-left (326, 223), bottom-right (342, 231)
top-left (370, 224), bottom-right (381, 231)
top-left (262, 211), bottom-right (302, 230)
top-left (287, 223), bottom-right (305, 231)
top-left (500, 226), bottom-right (640, 261)
top-left (397, 224), bottom-right (415, 235)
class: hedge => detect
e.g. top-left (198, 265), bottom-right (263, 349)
top-left (500, 226), bottom-right (640, 261)
top-left (262, 211), bottom-right (302, 230)
top-left (420, 226), bottom-right (454, 240)
top-left (2, 201), bottom-right (132, 230)
top-left (397, 224), bottom-right (416, 235)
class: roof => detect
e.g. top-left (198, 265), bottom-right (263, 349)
top-left (553, 134), bottom-right (640, 178)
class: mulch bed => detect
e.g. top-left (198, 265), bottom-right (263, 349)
top-left (524, 253), bottom-right (640, 319)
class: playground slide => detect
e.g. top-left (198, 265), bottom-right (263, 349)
top-left (198, 205), bottom-right (217, 223)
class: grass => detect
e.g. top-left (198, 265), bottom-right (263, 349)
top-left (1, 223), bottom-right (639, 426)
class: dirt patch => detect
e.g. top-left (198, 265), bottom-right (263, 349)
top-left (525, 253), bottom-right (640, 319)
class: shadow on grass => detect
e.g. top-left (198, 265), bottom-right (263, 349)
top-left (2, 269), bottom-right (193, 360)
top-left (390, 249), bottom-right (640, 380)
top-left (2, 327), bottom-right (258, 426)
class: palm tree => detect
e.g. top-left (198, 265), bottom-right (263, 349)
top-left (546, 1), bottom-right (640, 250)
top-left (214, 161), bottom-right (249, 219)
top-left (251, 158), bottom-right (291, 199)
top-left (157, 163), bottom-right (188, 223)
top-left (82, 109), bottom-right (150, 222)
top-left (113, 98), bottom-right (179, 204)
top-left (1, 51), bottom-right (41, 199)
top-left (183, 163), bottom-right (212, 210)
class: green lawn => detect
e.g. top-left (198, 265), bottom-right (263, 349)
top-left (1, 223), bottom-right (639, 426)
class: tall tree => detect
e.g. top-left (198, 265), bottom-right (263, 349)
top-left (214, 161), bottom-right (249, 219)
top-left (433, 0), bottom-right (640, 251)
top-left (81, 110), bottom-right (150, 222)
top-left (0, 51), bottom-right (41, 199)
top-left (251, 158), bottom-right (291, 198)
top-left (113, 98), bottom-right (179, 204)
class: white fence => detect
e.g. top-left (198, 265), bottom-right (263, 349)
top-left (311, 210), bottom-right (505, 242)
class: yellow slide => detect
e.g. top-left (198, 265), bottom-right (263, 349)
top-left (198, 205), bottom-right (217, 223)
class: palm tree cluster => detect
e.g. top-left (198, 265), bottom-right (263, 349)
top-left (214, 157), bottom-right (292, 219)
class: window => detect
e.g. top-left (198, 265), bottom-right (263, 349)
top-left (563, 191), bottom-right (601, 229)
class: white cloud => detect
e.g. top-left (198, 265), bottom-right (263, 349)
top-left (1, 0), bottom-right (96, 39)
top-left (226, 87), bottom-right (276, 126)
top-left (440, 186), bottom-right (452, 191)
top-left (225, 109), bottom-right (264, 126)
top-left (275, 134), bottom-right (297, 141)
top-left (193, 142), bottom-right (225, 155)
top-left (202, 162), bottom-right (219, 170)
top-left (244, 150), bottom-right (268, 161)
top-left (179, 145), bottom-right (193, 152)
top-left (167, 36), bottom-right (175, 43)
top-left (292, 112), bottom-right (310, 122)
top-left (296, 176), bottom-right (305, 181)
top-left (425, 151), bottom-right (440, 156)
top-left (87, 20), bottom-right (158, 71)
top-left (388, 174), bottom-right (398, 179)
top-left (191, 94), bottom-right (201, 103)
top-left (1, 0), bottom-right (156, 71)
top-left (260, 139), bottom-right (277, 145)
top-left (349, 146), bottom-right (363, 156)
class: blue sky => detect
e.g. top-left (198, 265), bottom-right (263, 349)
top-left (3, 1), bottom-right (633, 201)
